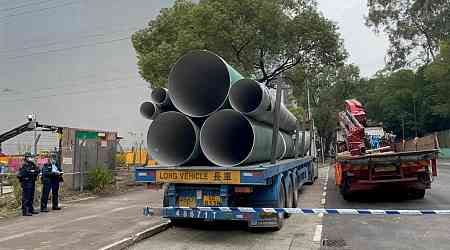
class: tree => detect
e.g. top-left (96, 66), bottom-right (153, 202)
top-left (131, 0), bottom-right (346, 87)
top-left (425, 40), bottom-right (450, 118)
top-left (286, 63), bottom-right (363, 156)
top-left (366, 0), bottom-right (450, 69)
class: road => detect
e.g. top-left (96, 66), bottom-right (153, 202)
top-left (321, 159), bottom-right (450, 250)
top-left (129, 166), bottom-right (329, 250)
top-left (0, 188), bottom-right (165, 250)
top-left (131, 159), bottom-right (450, 250)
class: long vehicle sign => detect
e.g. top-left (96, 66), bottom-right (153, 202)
top-left (155, 170), bottom-right (241, 184)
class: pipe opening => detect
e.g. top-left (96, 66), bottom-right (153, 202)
top-left (151, 88), bottom-right (167, 104)
top-left (168, 50), bottom-right (230, 117)
top-left (229, 79), bottom-right (262, 113)
top-left (147, 112), bottom-right (198, 166)
top-left (140, 102), bottom-right (157, 120)
top-left (201, 110), bottom-right (254, 166)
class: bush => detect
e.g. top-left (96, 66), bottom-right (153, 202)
top-left (9, 175), bottom-right (22, 208)
top-left (87, 165), bottom-right (113, 193)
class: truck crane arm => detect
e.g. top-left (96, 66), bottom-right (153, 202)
top-left (338, 99), bottom-right (367, 156)
top-left (0, 120), bottom-right (62, 153)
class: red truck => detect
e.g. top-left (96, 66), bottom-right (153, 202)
top-left (335, 100), bottom-right (439, 200)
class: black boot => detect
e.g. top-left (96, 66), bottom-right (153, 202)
top-left (22, 211), bottom-right (32, 216)
top-left (41, 207), bottom-right (49, 212)
top-left (30, 210), bottom-right (39, 214)
top-left (52, 207), bottom-right (61, 210)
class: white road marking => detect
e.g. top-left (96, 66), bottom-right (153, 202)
top-left (322, 192), bottom-right (327, 197)
top-left (318, 213), bottom-right (324, 218)
top-left (321, 198), bottom-right (326, 205)
top-left (111, 205), bottom-right (139, 212)
top-left (313, 225), bottom-right (323, 242)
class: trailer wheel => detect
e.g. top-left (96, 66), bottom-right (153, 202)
top-left (408, 188), bottom-right (426, 199)
top-left (274, 182), bottom-right (286, 230)
top-left (284, 178), bottom-right (294, 218)
top-left (163, 186), bottom-right (169, 207)
top-left (291, 176), bottom-right (299, 208)
top-left (305, 162), bottom-right (315, 185)
top-left (339, 176), bottom-right (353, 201)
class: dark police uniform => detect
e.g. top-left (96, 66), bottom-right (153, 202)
top-left (40, 160), bottom-right (63, 211)
top-left (17, 158), bottom-right (40, 216)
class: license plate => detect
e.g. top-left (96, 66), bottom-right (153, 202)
top-left (203, 195), bottom-right (221, 206)
top-left (175, 209), bottom-right (217, 220)
top-left (177, 196), bottom-right (196, 207)
top-left (375, 166), bottom-right (397, 172)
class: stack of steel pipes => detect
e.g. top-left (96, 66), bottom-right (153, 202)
top-left (140, 50), bottom-right (311, 167)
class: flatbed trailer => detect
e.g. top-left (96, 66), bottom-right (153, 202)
top-left (135, 156), bottom-right (317, 230)
top-left (335, 149), bottom-right (439, 200)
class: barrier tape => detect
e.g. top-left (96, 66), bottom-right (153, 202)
top-left (143, 206), bottom-right (450, 216)
top-left (0, 172), bottom-right (81, 176)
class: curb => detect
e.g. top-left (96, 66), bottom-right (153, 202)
top-left (98, 220), bottom-right (171, 250)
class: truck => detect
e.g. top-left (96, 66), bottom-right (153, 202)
top-left (336, 99), bottom-right (439, 200)
top-left (135, 153), bottom-right (317, 230)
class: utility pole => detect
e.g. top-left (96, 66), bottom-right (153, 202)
top-left (413, 100), bottom-right (418, 138)
top-left (402, 115), bottom-right (405, 151)
top-left (306, 79), bottom-right (312, 120)
top-left (31, 113), bottom-right (38, 155)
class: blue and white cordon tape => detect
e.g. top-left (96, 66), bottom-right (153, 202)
top-left (144, 206), bottom-right (450, 216)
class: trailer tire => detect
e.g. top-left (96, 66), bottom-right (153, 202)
top-left (291, 176), bottom-right (299, 208)
top-left (163, 187), bottom-right (169, 207)
top-left (275, 183), bottom-right (286, 230)
top-left (266, 180), bottom-right (286, 230)
top-left (408, 188), bottom-right (426, 199)
top-left (284, 178), bottom-right (294, 218)
top-left (339, 177), bottom-right (353, 201)
top-left (305, 162), bottom-right (315, 185)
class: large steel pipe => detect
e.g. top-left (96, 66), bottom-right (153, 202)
top-left (151, 87), bottom-right (173, 108)
top-left (168, 50), bottom-right (243, 117)
top-left (140, 102), bottom-right (161, 120)
top-left (296, 130), bottom-right (311, 156)
top-left (229, 79), bottom-right (297, 133)
top-left (200, 109), bottom-right (284, 167)
top-left (147, 111), bottom-right (200, 166)
top-left (281, 132), bottom-right (295, 159)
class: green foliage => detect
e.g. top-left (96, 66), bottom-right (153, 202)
top-left (115, 153), bottom-right (127, 168)
top-left (131, 0), bottom-right (346, 87)
top-left (287, 63), bottom-right (363, 155)
top-left (9, 176), bottom-right (22, 208)
top-left (366, 0), bottom-right (450, 69)
top-left (87, 165), bottom-right (113, 193)
top-left (288, 106), bottom-right (305, 123)
top-left (425, 40), bottom-right (450, 117)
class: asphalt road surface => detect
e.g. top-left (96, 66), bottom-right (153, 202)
top-left (321, 159), bottom-right (450, 250)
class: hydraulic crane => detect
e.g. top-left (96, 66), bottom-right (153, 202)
top-left (337, 99), bottom-right (367, 156)
top-left (0, 115), bottom-right (63, 154)
top-left (335, 99), bottom-right (438, 200)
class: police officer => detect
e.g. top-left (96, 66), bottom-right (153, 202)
top-left (40, 153), bottom-right (63, 212)
top-left (17, 152), bottom-right (40, 216)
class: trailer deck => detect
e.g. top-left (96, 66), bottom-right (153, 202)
top-left (135, 157), bottom-right (313, 185)
top-left (336, 149), bottom-right (439, 165)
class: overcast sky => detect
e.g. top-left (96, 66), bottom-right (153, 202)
top-left (0, 0), bottom-right (389, 153)
top-left (317, 0), bottom-right (389, 77)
